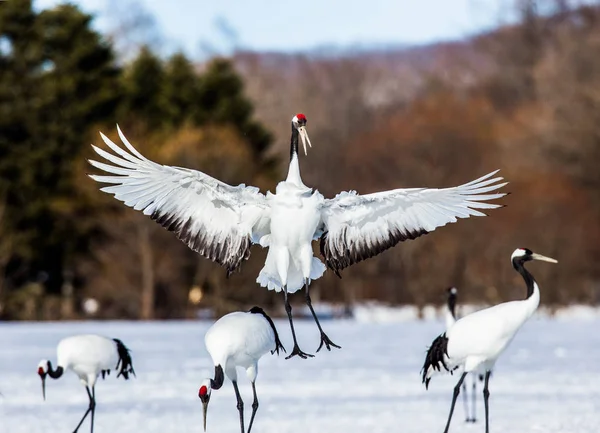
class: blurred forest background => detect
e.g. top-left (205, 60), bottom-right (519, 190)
top-left (0, 0), bottom-right (598, 320)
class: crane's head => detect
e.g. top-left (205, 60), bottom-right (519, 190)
top-left (447, 287), bottom-right (457, 297)
top-left (37, 360), bottom-right (49, 400)
top-left (511, 248), bottom-right (558, 265)
top-left (292, 113), bottom-right (311, 155)
top-left (198, 378), bottom-right (213, 431)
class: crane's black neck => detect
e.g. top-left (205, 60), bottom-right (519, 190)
top-left (447, 294), bottom-right (457, 319)
top-left (210, 365), bottom-right (224, 390)
top-left (46, 361), bottom-right (64, 379)
top-left (512, 258), bottom-right (536, 299)
top-left (290, 124), bottom-right (299, 161)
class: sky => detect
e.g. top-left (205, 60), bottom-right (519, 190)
top-left (34, 0), bottom-right (512, 59)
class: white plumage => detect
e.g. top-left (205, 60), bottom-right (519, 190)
top-left (422, 248), bottom-right (557, 433)
top-left (198, 307), bottom-right (285, 433)
top-left (89, 113), bottom-right (508, 358)
top-left (37, 334), bottom-right (135, 433)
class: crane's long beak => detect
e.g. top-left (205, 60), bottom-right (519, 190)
top-left (298, 126), bottom-right (311, 156)
top-left (531, 253), bottom-right (558, 263)
top-left (202, 400), bottom-right (209, 431)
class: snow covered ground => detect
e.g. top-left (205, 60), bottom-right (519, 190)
top-left (0, 318), bottom-right (598, 433)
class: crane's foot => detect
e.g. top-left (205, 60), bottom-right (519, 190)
top-left (285, 344), bottom-right (314, 360)
top-left (465, 418), bottom-right (477, 423)
top-left (316, 332), bottom-right (341, 352)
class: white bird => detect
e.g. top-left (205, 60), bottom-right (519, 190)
top-left (445, 286), bottom-right (484, 423)
top-left (422, 248), bottom-right (557, 433)
top-left (198, 306), bottom-right (285, 433)
top-left (37, 334), bottom-right (136, 433)
top-left (89, 113), bottom-right (508, 358)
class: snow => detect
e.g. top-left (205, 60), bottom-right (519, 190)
top-left (352, 302), bottom-right (600, 323)
top-left (1, 318), bottom-right (598, 433)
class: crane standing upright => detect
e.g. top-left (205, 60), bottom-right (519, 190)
top-left (423, 248), bottom-right (557, 433)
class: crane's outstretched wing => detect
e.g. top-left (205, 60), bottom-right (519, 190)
top-left (89, 126), bottom-right (270, 275)
top-left (319, 171), bottom-right (507, 276)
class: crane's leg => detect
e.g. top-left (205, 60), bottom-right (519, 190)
top-left (231, 381), bottom-right (245, 433)
top-left (73, 386), bottom-right (95, 433)
top-left (471, 376), bottom-right (478, 423)
top-left (483, 371), bottom-right (491, 433)
top-left (443, 372), bottom-right (467, 433)
top-left (283, 288), bottom-right (313, 359)
top-left (90, 387), bottom-right (96, 433)
top-left (304, 280), bottom-right (341, 352)
top-left (247, 381), bottom-right (260, 433)
top-left (462, 379), bottom-right (469, 422)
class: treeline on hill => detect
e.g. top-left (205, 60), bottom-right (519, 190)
top-left (1, 1), bottom-right (599, 320)
top-left (232, 0), bottom-right (600, 310)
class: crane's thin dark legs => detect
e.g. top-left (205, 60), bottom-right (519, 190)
top-left (247, 381), bottom-right (259, 433)
top-left (443, 372), bottom-right (468, 433)
top-left (73, 386), bottom-right (95, 433)
top-left (90, 387), bottom-right (96, 433)
top-left (471, 378), bottom-right (478, 423)
top-left (304, 280), bottom-right (341, 352)
top-left (462, 381), bottom-right (469, 422)
top-left (483, 371), bottom-right (491, 433)
top-left (283, 288), bottom-right (313, 359)
top-left (232, 381), bottom-right (245, 433)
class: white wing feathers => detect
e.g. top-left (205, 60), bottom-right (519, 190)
top-left (88, 127), bottom-right (270, 275)
top-left (319, 171), bottom-right (507, 275)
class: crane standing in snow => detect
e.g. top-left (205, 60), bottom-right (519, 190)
top-left (37, 334), bottom-right (136, 433)
top-left (445, 286), bottom-right (484, 423)
top-left (423, 248), bottom-right (557, 433)
top-left (90, 114), bottom-right (508, 358)
top-left (198, 306), bottom-right (285, 433)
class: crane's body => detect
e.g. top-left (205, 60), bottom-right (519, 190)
top-left (258, 182), bottom-right (326, 293)
top-left (447, 296), bottom-right (539, 373)
top-left (199, 307), bottom-right (284, 433)
top-left (38, 334), bottom-right (135, 433)
top-left (90, 113), bottom-right (508, 358)
top-left (422, 248), bottom-right (557, 433)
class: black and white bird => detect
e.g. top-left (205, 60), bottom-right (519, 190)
top-left (423, 248), bottom-right (557, 433)
top-left (445, 286), bottom-right (484, 423)
top-left (37, 334), bottom-right (136, 433)
top-left (89, 114), bottom-right (507, 358)
top-left (198, 306), bottom-right (285, 433)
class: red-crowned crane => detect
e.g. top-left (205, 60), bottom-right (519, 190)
top-left (423, 248), bottom-right (557, 433)
top-left (446, 286), bottom-right (484, 423)
top-left (37, 334), bottom-right (135, 433)
top-left (89, 114), bottom-right (508, 358)
top-left (198, 306), bottom-right (285, 433)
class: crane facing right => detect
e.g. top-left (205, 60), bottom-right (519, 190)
top-left (422, 248), bottom-right (557, 433)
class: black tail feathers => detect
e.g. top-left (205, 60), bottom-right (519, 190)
top-left (421, 333), bottom-right (450, 389)
top-left (113, 338), bottom-right (136, 380)
top-left (249, 306), bottom-right (286, 355)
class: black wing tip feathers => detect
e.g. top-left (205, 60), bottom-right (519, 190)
top-left (150, 210), bottom-right (251, 275)
top-left (320, 227), bottom-right (429, 275)
top-left (249, 306), bottom-right (286, 355)
top-left (113, 338), bottom-right (136, 380)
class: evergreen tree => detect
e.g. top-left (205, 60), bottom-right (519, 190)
top-left (163, 52), bottom-right (199, 127)
top-left (0, 1), bottom-right (120, 296)
top-left (120, 46), bottom-right (166, 129)
top-left (195, 59), bottom-right (274, 171)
